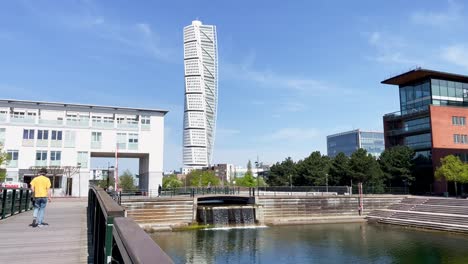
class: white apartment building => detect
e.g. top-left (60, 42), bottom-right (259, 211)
top-left (182, 20), bottom-right (218, 170)
top-left (0, 99), bottom-right (167, 197)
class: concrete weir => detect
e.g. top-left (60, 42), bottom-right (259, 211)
top-left (122, 195), bottom-right (406, 230)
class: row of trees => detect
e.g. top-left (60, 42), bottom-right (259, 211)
top-left (266, 146), bottom-right (416, 191)
top-left (435, 155), bottom-right (468, 196)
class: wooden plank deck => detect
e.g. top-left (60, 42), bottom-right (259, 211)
top-left (0, 198), bottom-right (89, 263)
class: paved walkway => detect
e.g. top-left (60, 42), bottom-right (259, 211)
top-left (0, 198), bottom-right (89, 263)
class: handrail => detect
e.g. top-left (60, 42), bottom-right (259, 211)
top-left (0, 187), bottom-right (33, 220)
top-left (112, 217), bottom-right (173, 264)
top-left (88, 186), bottom-right (173, 263)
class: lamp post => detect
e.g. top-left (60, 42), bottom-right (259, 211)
top-left (326, 173), bottom-right (328, 194)
top-left (255, 161), bottom-right (259, 192)
top-left (289, 173), bottom-right (292, 193)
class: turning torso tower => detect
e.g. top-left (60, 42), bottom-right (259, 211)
top-left (182, 20), bottom-right (218, 171)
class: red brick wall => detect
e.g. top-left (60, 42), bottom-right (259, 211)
top-left (430, 105), bottom-right (468, 193)
top-left (430, 105), bottom-right (468, 149)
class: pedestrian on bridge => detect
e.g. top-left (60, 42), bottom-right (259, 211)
top-left (30, 168), bottom-right (52, 228)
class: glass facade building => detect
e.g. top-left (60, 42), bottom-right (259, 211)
top-left (382, 68), bottom-right (468, 194)
top-left (327, 130), bottom-right (384, 158)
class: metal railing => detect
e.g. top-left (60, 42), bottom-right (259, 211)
top-left (88, 186), bottom-right (173, 263)
top-left (0, 187), bottom-right (33, 220)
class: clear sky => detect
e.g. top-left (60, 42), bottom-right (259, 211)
top-left (1, 0), bottom-right (468, 171)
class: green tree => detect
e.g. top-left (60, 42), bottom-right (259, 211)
top-left (379, 146), bottom-right (415, 187)
top-left (163, 174), bottom-right (183, 188)
top-left (266, 157), bottom-right (296, 186)
top-left (0, 147), bottom-right (7, 182)
top-left (329, 152), bottom-right (351, 186)
top-left (295, 151), bottom-right (331, 186)
top-left (235, 171), bottom-right (256, 187)
top-left (119, 169), bottom-right (137, 192)
top-left (435, 155), bottom-right (468, 196)
top-left (186, 170), bottom-right (220, 187)
top-left (349, 149), bottom-right (384, 191)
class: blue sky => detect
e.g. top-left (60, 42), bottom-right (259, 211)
top-left (1, 0), bottom-right (468, 171)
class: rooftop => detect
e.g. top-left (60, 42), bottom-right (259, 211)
top-left (327, 129), bottom-right (383, 139)
top-left (0, 99), bottom-right (168, 115)
top-left (381, 68), bottom-right (468, 86)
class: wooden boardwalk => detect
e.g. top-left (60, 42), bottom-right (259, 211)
top-left (0, 198), bottom-right (89, 263)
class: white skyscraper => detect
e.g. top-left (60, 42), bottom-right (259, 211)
top-left (182, 20), bottom-right (218, 170)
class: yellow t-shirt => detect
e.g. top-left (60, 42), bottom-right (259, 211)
top-left (30, 175), bottom-right (51, 198)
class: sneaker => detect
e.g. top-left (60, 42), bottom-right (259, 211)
top-left (31, 219), bottom-right (38, 227)
top-left (41, 222), bottom-right (49, 226)
top-left (37, 224), bottom-right (45, 228)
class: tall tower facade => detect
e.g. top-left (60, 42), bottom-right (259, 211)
top-left (182, 20), bottom-right (218, 170)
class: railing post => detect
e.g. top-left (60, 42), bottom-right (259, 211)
top-left (1, 189), bottom-right (7, 219)
top-left (18, 189), bottom-right (23, 213)
top-left (105, 216), bottom-right (115, 263)
top-left (10, 189), bottom-right (16, 216)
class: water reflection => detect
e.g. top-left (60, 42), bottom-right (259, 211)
top-left (152, 223), bottom-right (468, 264)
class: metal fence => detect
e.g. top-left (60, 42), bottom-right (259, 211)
top-left (0, 187), bottom-right (33, 220)
top-left (88, 186), bottom-right (173, 263)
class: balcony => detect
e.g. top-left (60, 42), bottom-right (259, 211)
top-left (405, 142), bottom-right (432, 150)
top-left (141, 124), bottom-right (151, 131)
top-left (91, 141), bottom-right (101, 149)
top-left (35, 160), bottom-right (47, 167)
top-left (128, 143), bottom-right (138, 150)
top-left (10, 116), bottom-right (36, 124)
top-left (384, 106), bottom-right (429, 121)
top-left (39, 119), bottom-right (64, 126)
top-left (36, 140), bottom-right (49, 147)
top-left (117, 123), bottom-right (139, 131)
top-left (50, 140), bottom-right (62, 148)
top-left (67, 119), bottom-right (90, 128)
top-left (6, 160), bottom-right (18, 168)
top-left (92, 121), bottom-right (115, 129)
top-left (50, 160), bottom-right (61, 166)
top-left (386, 124), bottom-right (431, 137)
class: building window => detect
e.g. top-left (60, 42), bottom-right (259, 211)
top-left (50, 151), bottom-right (61, 166)
top-left (64, 130), bottom-right (76, 148)
top-left (51, 130), bottom-right (63, 140)
top-left (6, 150), bottom-right (19, 168)
top-left (77, 151), bottom-right (89, 168)
top-left (23, 129), bottom-right (34, 139)
top-left (452, 116), bottom-right (466, 126)
top-left (141, 115), bottom-right (151, 124)
top-left (92, 132), bottom-right (102, 141)
top-left (91, 132), bottom-right (102, 149)
top-left (454, 134), bottom-right (468, 144)
top-left (128, 133), bottom-right (138, 150)
top-left (0, 128), bottom-right (5, 146)
top-left (37, 130), bottom-right (49, 140)
top-left (117, 133), bottom-right (126, 149)
top-left (36, 150), bottom-right (48, 166)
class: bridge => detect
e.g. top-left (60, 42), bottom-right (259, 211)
top-left (0, 186), bottom-right (173, 264)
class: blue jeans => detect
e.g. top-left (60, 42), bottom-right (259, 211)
top-left (33, 198), bottom-right (48, 224)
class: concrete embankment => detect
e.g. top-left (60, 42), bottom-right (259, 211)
top-left (367, 196), bottom-right (468, 234)
top-left (122, 195), bottom-right (405, 230)
top-left (257, 195), bottom-right (405, 225)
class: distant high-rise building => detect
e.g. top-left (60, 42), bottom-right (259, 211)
top-left (327, 129), bottom-right (384, 158)
top-left (182, 20), bottom-right (218, 170)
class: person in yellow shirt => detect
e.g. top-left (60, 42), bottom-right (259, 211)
top-left (30, 168), bottom-right (52, 228)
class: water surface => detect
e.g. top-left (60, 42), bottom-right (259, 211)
top-left (152, 223), bottom-right (468, 264)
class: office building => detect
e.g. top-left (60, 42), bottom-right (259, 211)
top-left (182, 20), bottom-right (218, 170)
top-left (382, 68), bottom-right (468, 194)
top-left (0, 99), bottom-right (167, 196)
top-left (327, 130), bottom-right (384, 157)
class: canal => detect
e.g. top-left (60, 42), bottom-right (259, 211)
top-left (151, 223), bottom-right (468, 264)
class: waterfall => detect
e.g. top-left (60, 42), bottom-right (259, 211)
top-left (197, 205), bottom-right (257, 227)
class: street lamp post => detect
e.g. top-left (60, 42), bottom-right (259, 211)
top-left (289, 174), bottom-right (292, 193)
top-left (326, 173), bottom-right (328, 194)
top-left (255, 161), bottom-right (259, 195)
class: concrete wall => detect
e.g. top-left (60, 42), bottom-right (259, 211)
top-left (257, 195), bottom-right (405, 224)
